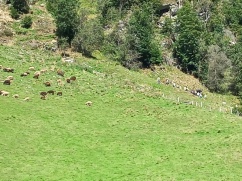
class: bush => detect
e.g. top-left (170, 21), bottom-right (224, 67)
top-left (4, 29), bottom-right (13, 37)
top-left (11, 0), bottom-right (29, 14)
top-left (21, 16), bottom-right (32, 28)
top-left (73, 17), bottom-right (104, 57)
top-left (10, 7), bottom-right (20, 19)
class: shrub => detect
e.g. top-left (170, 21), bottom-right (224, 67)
top-left (10, 7), bottom-right (20, 19)
top-left (11, 0), bottom-right (29, 14)
top-left (21, 16), bottom-right (32, 28)
top-left (73, 17), bottom-right (104, 57)
top-left (4, 29), bottom-right (13, 37)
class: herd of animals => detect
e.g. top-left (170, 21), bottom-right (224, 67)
top-left (0, 64), bottom-right (77, 100)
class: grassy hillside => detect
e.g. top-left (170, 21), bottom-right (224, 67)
top-left (0, 1), bottom-right (242, 180)
top-left (0, 44), bottom-right (242, 180)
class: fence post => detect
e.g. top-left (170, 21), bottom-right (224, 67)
top-left (196, 102), bottom-right (198, 107)
top-left (200, 102), bottom-right (203, 107)
top-left (230, 107), bottom-right (233, 114)
top-left (219, 107), bottom-right (222, 112)
top-left (177, 97), bottom-right (180, 103)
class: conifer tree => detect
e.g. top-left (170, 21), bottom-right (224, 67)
top-left (127, 3), bottom-right (162, 67)
top-left (174, 2), bottom-right (203, 75)
top-left (52, 0), bottom-right (79, 46)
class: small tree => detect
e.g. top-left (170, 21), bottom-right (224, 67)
top-left (21, 15), bottom-right (32, 28)
top-left (73, 17), bottom-right (104, 57)
top-left (103, 25), bottom-right (141, 69)
top-left (54, 0), bottom-right (79, 46)
top-left (206, 45), bottom-right (232, 93)
top-left (10, 6), bottom-right (20, 19)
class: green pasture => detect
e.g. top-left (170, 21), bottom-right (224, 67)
top-left (0, 45), bottom-right (242, 180)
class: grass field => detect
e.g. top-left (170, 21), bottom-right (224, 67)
top-left (0, 44), bottom-right (242, 180)
top-left (0, 1), bottom-right (242, 180)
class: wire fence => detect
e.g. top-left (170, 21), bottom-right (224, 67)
top-left (159, 92), bottom-right (242, 117)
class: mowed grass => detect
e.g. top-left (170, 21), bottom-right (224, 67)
top-left (0, 45), bottom-right (242, 180)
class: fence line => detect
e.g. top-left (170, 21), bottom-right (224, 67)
top-left (159, 92), bottom-right (241, 117)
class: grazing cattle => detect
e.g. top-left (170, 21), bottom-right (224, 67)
top-left (3, 68), bottom-right (14, 73)
top-left (196, 89), bottom-right (202, 93)
top-left (0, 90), bottom-right (9, 96)
top-left (8, 68), bottom-right (14, 73)
top-left (57, 79), bottom-right (62, 84)
top-left (40, 91), bottom-right (47, 96)
top-left (24, 97), bottom-right (30, 101)
top-left (66, 78), bottom-right (71, 83)
top-left (33, 74), bottom-right (39, 79)
top-left (33, 71), bottom-right (40, 79)
top-left (57, 69), bottom-right (64, 77)
top-left (21, 72), bottom-right (28, 77)
top-left (44, 81), bottom-right (51, 87)
top-left (40, 96), bottom-right (46, 100)
top-left (57, 92), bottom-right (62, 96)
top-left (3, 79), bottom-right (11, 85)
top-left (12, 94), bottom-right (19, 98)
top-left (29, 66), bottom-right (35, 71)
top-left (34, 71), bottom-right (41, 76)
top-left (190, 90), bottom-right (197, 96)
top-left (47, 90), bottom-right (55, 95)
top-left (40, 69), bottom-right (47, 73)
top-left (7, 76), bottom-right (14, 80)
top-left (85, 101), bottom-right (92, 106)
top-left (70, 76), bottom-right (76, 81)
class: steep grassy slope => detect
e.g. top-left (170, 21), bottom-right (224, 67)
top-left (0, 45), bottom-right (242, 180)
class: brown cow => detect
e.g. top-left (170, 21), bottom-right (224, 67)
top-left (21, 72), bottom-right (28, 77)
top-left (3, 79), bottom-right (11, 85)
top-left (3, 68), bottom-right (14, 73)
top-left (33, 74), bottom-right (39, 79)
top-left (47, 90), bottom-right (55, 95)
top-left (44, 82), bottom-right (51, 87)
top-left (40, 91), bottom-right (47, 96)
top-left (66, 78), bottom-right (71, 83)
top-left (70, 76), bottom-right (76, 81)
top-left (57, 92), bottom-right (62, 96)
top-left (57, 69), bottom-right (64, 77)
